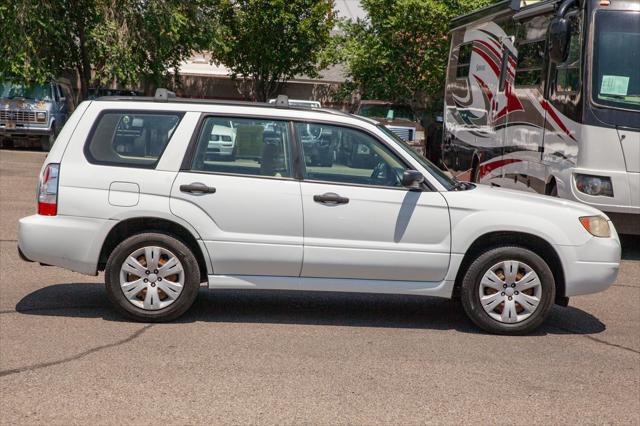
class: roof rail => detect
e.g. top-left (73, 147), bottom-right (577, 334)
top-left (274, 95), bottom-right (289, 108)
top-left (154, 88), bottom-right (176, 102)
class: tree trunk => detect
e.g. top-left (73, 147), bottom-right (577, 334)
top-left (77, 21), bottom-right (92, 100)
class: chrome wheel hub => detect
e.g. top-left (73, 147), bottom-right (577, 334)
top-left (119, 246), bottom-right (185, 310)
top-left (478, 260), bottom-right (542, 324)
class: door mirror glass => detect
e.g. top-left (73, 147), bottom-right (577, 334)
top-left (401, 170), bottom-right (424, 190)
top-left (548, 17), bottom-right (571, 63)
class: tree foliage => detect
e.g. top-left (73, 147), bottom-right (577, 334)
top-left (336, 0), bottom-right (496, 109)
top-left (0, 0), bottom-right (219, 99)
top-left (211, 0), bottom-right (335, 101)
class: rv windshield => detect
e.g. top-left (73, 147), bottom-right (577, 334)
top-left (1, 81), bottom-right (52, 101)
top-left (591, 10), bottom-right (640, 111)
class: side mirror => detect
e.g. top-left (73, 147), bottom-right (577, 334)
top-left (401, 170), bottom-right (424, 190)
top-left (548, 17), bottom-right (571, 63)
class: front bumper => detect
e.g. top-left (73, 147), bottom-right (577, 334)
top-left (206, 146), bottom-right (234, 156)
top-left (18, 215), bottom-right (116, 275)
top-left (554, 229), bottom-right (621, 297)
top-left (0, 124), bottom-right (52, 137)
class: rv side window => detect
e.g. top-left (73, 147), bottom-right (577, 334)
top-left (515, 39), bottom-right (545, 87)
top-left (456, 43), bottom-right (473, 79)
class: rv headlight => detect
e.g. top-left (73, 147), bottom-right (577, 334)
top-left (415, 130), bottom-right (425, 142)
top-left (36, 111), bottom-right (47, 122)
top-left (579, 215), bottom-right (611, 238)
top-left (575, 173), bottom-right (613, 197)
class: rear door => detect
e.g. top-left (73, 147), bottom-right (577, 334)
top-left (295, 122), bottom-right (451, 282)
top-left (170, 115), bottom-right (303, 277)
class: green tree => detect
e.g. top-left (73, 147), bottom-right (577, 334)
top-left (0, 0), bottom-right (220, 99)
top-left (336, 0), bottom-right (495, 109)
top-left (211, 0), bottom-right (335, 101)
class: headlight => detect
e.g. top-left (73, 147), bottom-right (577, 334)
top-left (415, 130), bottom-right (425, 141)
top-left (579, 215), bottom-right (611, 237)
top-left (36, 111), bottom-right (47, 122)
top-left (575, 173), bottom-right (613, 197)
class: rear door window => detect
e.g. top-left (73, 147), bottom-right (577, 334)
top-left (85, 111), bottom-right (183, 168)
top-left (189, 116), bottom-right (293, 178)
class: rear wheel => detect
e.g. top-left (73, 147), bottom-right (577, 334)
top-left (460, 246), bottom-right (555, 335)
top-left (105, 232), bottom-right (200, 322)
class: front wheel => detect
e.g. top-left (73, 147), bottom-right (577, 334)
top-left (105, 232), bottom-right (200, 322)
top-left (460, 246), bottom-right (555, 335)
top-left (40, 133), bottom-right (55, 152)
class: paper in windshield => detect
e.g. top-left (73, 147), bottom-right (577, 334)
top-left (600, 75), bottom-right (630, 96)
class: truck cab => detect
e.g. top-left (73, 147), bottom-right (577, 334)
top-left (0, 80), bottom-right (73, 151)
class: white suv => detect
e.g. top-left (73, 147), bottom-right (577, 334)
top-left (18, 90), bottom-right (621, 334)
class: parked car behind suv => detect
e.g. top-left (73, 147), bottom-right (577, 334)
top-left (0, 79), bottom-right (73, 151)
top-left (18, 90), bottom-right (621, 334)
top-left (355, 100), bottom-right (426, 156)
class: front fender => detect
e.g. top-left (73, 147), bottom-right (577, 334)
top-left (448, 209), bottom-right (587, 254)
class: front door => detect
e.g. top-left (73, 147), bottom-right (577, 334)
top-left (170, 115), bottom-right (303, 276)
top-left (295, 122), bottom-right (451, 282)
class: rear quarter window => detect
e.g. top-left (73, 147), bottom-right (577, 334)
top-left (85, 111), bottom-right (183, 168)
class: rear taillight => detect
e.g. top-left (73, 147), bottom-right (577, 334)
top-left (38, 163), bottom-right (59, 216)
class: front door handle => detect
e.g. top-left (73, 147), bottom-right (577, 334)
top-left (313, 192), bottom-right (349, 205)
top-left (180, 182), bottom-right (216, 194)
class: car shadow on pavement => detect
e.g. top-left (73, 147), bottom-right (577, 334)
top-left (15, 283), bottom-right (605, 336)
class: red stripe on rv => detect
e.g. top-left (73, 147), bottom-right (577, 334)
top-left (473, 74), bottom-right (493, 103)
top-left (472, 47), bottom-right (500, 78)
top-left (541, 100), bottom-right (577, 141)
top-left (476, 39), bottom-right (501, 60)
top-left (478, 158), bottom-right (523, 179)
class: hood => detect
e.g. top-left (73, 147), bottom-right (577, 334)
top-left (448, 184), bottom-right (604, 217)
top-left (442, 184), bottom-right (609, 246)
top-left (1, 98), bottom-right (50, 110)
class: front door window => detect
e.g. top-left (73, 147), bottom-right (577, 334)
top-left (294, 122), bottom-right (406, 188)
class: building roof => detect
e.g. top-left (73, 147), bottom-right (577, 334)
top-left (334, 0), bottom-right (366, 21)
top-left (176, 53), bottom-right (348, 84)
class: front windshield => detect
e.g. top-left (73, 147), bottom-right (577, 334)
top-left (591, 10), bottom-right (640, 111)
top-left (377, 124), bottom-right (457, 190)
top-left (360, 104), bottom-right (416, 121)
top-left (1, 81), bottom-right (52, 101)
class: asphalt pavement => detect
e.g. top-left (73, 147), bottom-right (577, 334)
top-left (0, 149), bottom-right (638, 425)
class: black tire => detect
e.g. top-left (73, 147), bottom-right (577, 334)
top-left (460, 246), bottom-right (555, 335)
top-left (40, 133), bottom-right (54, 152)
top-left (105, 232), bottom-right (200, 322)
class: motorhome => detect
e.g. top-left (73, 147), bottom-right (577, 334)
top-left (442, 0), bottom-right (639, 234)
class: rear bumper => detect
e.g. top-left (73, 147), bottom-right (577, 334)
top-left (18, 215), bottom-right (116, 275)
top-left (554, 230), bottom-right (621, 297)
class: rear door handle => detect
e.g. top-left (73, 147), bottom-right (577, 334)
top-left (313, 192), bottom-right (349, 205)
top-left (180, 182), bottom-right (216, 194)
